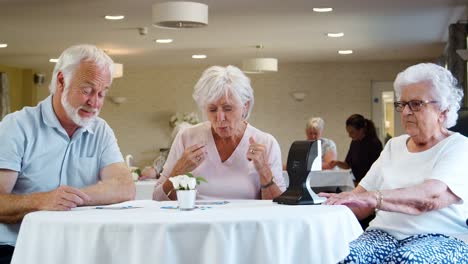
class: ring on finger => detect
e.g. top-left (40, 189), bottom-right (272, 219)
top-left (249, 148), bottom-right (255, 154)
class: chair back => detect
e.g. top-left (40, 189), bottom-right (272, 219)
top-left (452, 108), bottom-right (468, 137)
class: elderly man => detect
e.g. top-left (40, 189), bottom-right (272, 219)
top-left (0, 44), bottom-right (135, 263)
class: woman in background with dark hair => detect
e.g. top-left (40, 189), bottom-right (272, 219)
top-left (331, 114), bottom-right (383, 185)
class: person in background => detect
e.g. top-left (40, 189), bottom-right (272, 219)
top-left (330, 114), bottom-right (383, 185)
top-left (140, 122), bottom-right (197, 180)
top-left (153, 65), bottom-right (286, 201)
top-left (305, 117), bottom-right (337, 170)
top-left (0, 44), bottom-right (135, 264)
top-left (320, 63), bottom-right (468, 262)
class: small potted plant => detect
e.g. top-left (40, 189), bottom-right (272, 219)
top-left (169, 173), bottom-right (207, 210)
top-left (130, 167), bottom-right (141, 182)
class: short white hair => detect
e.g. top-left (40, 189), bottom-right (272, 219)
top-left (306, 117), bottom-right (325, 132)
top-left (394, 63), bottom-right (464, 128)
top-left (192, 65), bottom-right (254, 119)
top-left (49, 44), bottom-right (114, 94)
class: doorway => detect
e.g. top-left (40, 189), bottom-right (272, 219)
top-left (371, 81), bottom-right (404, 144)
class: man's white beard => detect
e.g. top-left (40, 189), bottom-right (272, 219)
top-left (61, 89), bottom-right (99, 128)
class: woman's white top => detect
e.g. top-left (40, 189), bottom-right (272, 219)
top-left (360, 133), bottom-right (468, 240)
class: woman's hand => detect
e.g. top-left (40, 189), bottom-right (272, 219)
top-left (318, 186), bottom-right (376, 220)
top-left (246, 137), bottom-right (269, 173)
top-left (139, 166), bottom-right (158, 180)
top-left (322, 180), bottom-right (461, 215)
top-left (247, 137), bottom-right (283, 200)
top-left (163, 144), bottom-right (206, 200)
top-left (169, 144), bottom-right (206, 177)
top-left (330, 160), bottom-right (350, 169)
top-left (319, 191), bottom-right (376, 208)
top-left (322, 150), bottom-right (337, 170)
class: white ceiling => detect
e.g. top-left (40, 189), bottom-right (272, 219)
top-left (0, 0), bottom-right (466, 71)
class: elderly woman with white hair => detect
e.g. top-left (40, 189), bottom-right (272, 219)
top-left (305, 117), bottom-right (337, 170)
top-left (153, 65), bottom-right (286, 200)
top-left (320, 63), bottom-right (468, 262)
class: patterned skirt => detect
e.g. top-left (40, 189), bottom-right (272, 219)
top-left (340, 229), bottom-right (468, 263)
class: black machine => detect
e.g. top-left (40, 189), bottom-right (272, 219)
top-left (273, 140), bottom-right (327, 205)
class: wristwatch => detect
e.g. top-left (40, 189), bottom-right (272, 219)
top-left (261, 177), bottom-right (275, 189)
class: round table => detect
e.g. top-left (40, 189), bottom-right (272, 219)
top-left (12, 200), bottom-right (362, 264)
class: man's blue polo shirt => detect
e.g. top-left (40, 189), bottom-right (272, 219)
top-left (0, 95), bottom-right (124, 245)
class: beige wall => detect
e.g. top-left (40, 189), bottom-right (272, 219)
top-left (21, 69), bottom-right (36, 107)
top-left (0, 64), bottom-right (24, 112)
top-left (0, 64), bottom-right (36, 112)
top-left (67, 60), bottom-right (418, 167)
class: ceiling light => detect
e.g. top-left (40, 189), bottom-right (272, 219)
top-left (155, 39), bottom-right (173, 43)
top-left (313, 7), bottom-right (333, 12)
top-left (242, 58), bottom-right (278, 74)
top-left (113, 63), bottom-right (123, 78)
top-left (0, 43), bottom-right (7, 48)
top-left (49, 58), bottom-right (59, 63)
top-left (338, 50), bottom-right (353, 55)
top-left (192, 54), bottom-right (207, 59)
top-left (105, 15), bottom-right (125, 20)
top-left (242, 45), bottom-right (278, 74)
top-left (152, 1), bottom-right (208, 28)
top-left (327, 32), bottom-right (344, 38)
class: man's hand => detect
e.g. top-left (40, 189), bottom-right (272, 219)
top-left (0, 168), bottom-right (91, 224)
top-left (32, 186), bottom-right (91, 211)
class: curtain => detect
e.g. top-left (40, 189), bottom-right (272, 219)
top-left (0, 72), bottom-right (11, 120)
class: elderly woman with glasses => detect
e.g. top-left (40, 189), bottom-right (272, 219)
top-left (320, 63), bottom-right (468, 263)
top-left (153, 65), bottom-right (286, 201)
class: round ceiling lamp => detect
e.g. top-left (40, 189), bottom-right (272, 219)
top-left (152, 1), bottom-right (208, 29)
top-left (242, 58), bottom-right (278, 74)
top-left (242, 45), bottom-right (278, 74)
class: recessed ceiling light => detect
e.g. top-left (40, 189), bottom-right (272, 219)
top-left (105, 15), bottom-right (125, 20)
top-left (338, 50), bottom-right (353, 55)
top-left (155, 39), bottom-right (173, 44)
top-left (192, 54), bottom-right (207, 59)
top-left (327, 32), bottom-right (344, 38)
top-left (313, 7), bottom-right (333, 12)
top-left (49, 58), bottom-right (59, 63)
top-left (0, 43), bottom-right (7, 48)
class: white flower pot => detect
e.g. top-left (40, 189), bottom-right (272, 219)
top-left (176, 190), bottom-right (197, 211)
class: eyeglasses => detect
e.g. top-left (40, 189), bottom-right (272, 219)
top-left (393, 100), bottom-right (438, 112)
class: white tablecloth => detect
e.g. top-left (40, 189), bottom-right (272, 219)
top-left (12, 200), bottom-right (362, 264)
